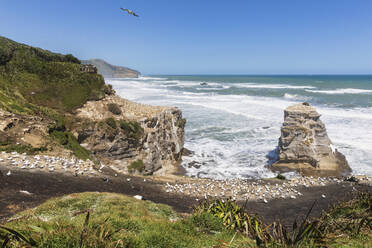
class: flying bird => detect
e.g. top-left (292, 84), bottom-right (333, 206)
top-left (120, 8), bottom-right (139, 17)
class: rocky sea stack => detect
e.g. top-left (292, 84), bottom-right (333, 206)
top-left (272, 102), bottom-right (351, 176)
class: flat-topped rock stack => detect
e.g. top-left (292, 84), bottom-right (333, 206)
top-left (272, 103), bottom-right (351, 176)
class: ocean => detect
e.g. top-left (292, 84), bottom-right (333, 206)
top-left (107, 75), bottom-right (372, 179)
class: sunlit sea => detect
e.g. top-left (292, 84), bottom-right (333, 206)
top-left (108, 75), bottom-right (372, 179)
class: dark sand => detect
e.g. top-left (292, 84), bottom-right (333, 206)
top-left (1, 167), bottom-right (371, 227)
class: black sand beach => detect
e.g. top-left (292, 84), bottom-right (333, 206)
top-left (1, 166), bottom-right (370, 227)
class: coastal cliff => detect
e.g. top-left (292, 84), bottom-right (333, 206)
top-left (82, 59), bottom-right (140, 78)
top-left (74, 95), bottom-right (185, 175)
top-left (0, 36), bottom-right (184, 175)
top-left (272, 103), bottom-right (351, 176)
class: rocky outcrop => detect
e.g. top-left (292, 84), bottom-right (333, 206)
top-left (272, 103), bottom-right (351, 176)
top-left (80, 64), bottom-right (98, 74)
top-left (0, 36), bottom-right (183, 176)
top-left (82, 59), bottom-right (140, 78)
top-left (0, 110), bottom-right (77, 158)
top-left (74, 95), bottom-right (185, 175)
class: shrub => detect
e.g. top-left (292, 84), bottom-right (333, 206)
top-left (128, 159), bottom-right (145, 173)
top-left (196, 198), bottom-right (269, 244)
top-left (119, 120), bottom-right (144, 140)
top-left (64, 54), bottom-right (81, 64)
top-left (105, 118), bottom-right (117, 129)
top-left (276, 174), bottom-right (286, 180)
top-left (107, 103), bottom-right (122, 115)
top-left (191, 212), bottom-right (224, 233)
top-left (103, 84), bottom-right (115, 95)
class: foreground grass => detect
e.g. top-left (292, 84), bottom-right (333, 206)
top-left (1, 192), bottom-right (253, 247)
top-left (1, 192), bottom-right (370, 247)
top-left (320, 192), bottom-right (372, 248)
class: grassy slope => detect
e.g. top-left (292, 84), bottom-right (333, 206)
top-left (320, 192), bottom-right (372, 248)
top-left (1, 192), bottom-right (370, 247)
top-left (0, 36), bottom-right (109, 159)
top-left (1, 192), bottom-right (253, 248)
top-left (0, 36), bottom-right (106, 114)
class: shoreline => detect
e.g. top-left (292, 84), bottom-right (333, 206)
top-left (1, 151), bottom-right (371, 227)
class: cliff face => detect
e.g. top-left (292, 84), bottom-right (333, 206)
top-left (272, 103), bottom-right (350, 176)
top-left (82, 59), bottom-right (140, 78)
top-left (0, 36), bottom-right (185, 175)
top-left (74, 95), bottom-right (185, 175)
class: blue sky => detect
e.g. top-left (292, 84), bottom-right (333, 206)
top-left (1, 0), bottom-right (371, 74)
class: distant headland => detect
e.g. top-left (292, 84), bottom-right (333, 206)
top-left (82, 59), bottom-right (140, 78)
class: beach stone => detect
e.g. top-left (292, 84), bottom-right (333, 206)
top-left (181, 147), bottom-right (194, 156)
top-left (272, 103), bottom-right (351, 176)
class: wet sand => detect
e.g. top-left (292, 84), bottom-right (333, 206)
top-left (1, 165), bottom-right (370, 227)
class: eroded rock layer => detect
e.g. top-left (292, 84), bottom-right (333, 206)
top-left (272, 103), bottom-right (351, 176)
top-left (74, 95), bottom-right (185, 175)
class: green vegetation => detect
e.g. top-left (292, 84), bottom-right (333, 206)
top-left (128, 159), bottom-right (145, 173)
top-left (196, 198), bottom-right (270, 245)
top-left (107, 103), bottom-right (122, 115)
top-left (0, 192), bottom-right (252, 247)
top-left (119, 119), bottom-right (144, 140)
top-left (276, 174), bottom-right (286, 180)
top-left (0, 36), bottom-right (106, 113)
top-left (319, 192), bottom-right (372, 247)
top-left (0, 144), bottom-right (47, 155)
top-left (105, 117), bottom-right (117, 129)
top-left (1, 192), bottom-right (371, 247)
top-left (0, 36), bottom-right (109, 158)
top-left (98, 118), bottom-right (143, 144)
top-left (49, 129), bottom-right (91, 160)
top-left (196, 194), bottom-right (371, 247)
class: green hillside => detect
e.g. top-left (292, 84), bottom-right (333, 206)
top-left (0, 36), bottom-right (113, 159)
top-left (0, 36), bottom-right (108, 115)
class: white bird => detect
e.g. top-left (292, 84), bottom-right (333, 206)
top-left (321, 194), bottom-right (326, 198)
top-left (6, 170), bottom-right (11, 176)
top-left (19, 190), bottom-right (32, 195)
top-left (134, 195), bottom-right (143, 200)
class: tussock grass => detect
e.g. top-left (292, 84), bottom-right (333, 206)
top-left (1, 192), bottom-right (253, 248)
top-left (196, 193), bottom-right (371, 247)
top-left (1, 192), bottom-right (371, 247)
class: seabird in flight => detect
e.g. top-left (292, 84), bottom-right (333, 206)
top-left (120, 8), bottom-right (139, 17)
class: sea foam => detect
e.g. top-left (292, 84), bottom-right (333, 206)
top-left (306, 88), bottom-right (372, 94)
top-left (108, 76), bottom-right (372, 179)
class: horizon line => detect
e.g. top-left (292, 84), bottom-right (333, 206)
top-left (147, 73), bottom-right (372, 76)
